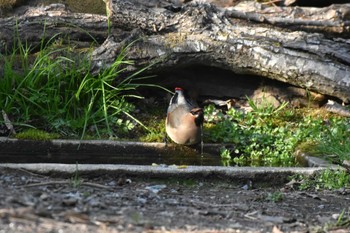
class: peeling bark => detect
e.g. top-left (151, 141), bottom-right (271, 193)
top-left (226, 2), bottom-right (350, 36)
top-left (0, 4), bottom-right (108, 52)
top-left (0, 1), bottom-right (350, 102)
top-left (92, 0), bottom-right (350, 103)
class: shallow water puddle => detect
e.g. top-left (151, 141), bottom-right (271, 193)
top-left (0, 138), bottom-right (301, 167)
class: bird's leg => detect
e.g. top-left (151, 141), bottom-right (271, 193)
top-left (200, 124), bottom-right (204, 155)
top-left (163, 133), bottom-right (168, 147)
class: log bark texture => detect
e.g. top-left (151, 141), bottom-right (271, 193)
top-left (226, 2), bottom-right (350, 36)
top-left (92, 0), bottom-right (350, 103)
top-left (0, 4), bottom-right (108, 52)
top-left (1, 1), bottom-right (350, 103)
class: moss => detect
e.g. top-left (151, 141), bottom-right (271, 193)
top-left (138, 114), bottom-right (166, 142)
top-left (15, 129), bottom-right (60, 141)
top-left (65, 0), bottom-right (105, 14)
top-left (296, 141), bottom-right (320, 156)
top-left (135, 100), bottom-right (167, 142)
top-left (164, 32), bottom-right (188, 48)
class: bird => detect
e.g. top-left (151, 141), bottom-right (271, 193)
top-left (165, 87), bottom-right (204, 145)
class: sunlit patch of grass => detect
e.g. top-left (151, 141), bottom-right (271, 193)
top-left (295, 106), bottom-right (350, 164)
top-left (138, 100), bottom-right (167, 142)
top-left (15, 129), bottom-right (60, 140)
top-left (203, 96), bottom-right (350, 166)
top-left (140, 128), bottom-right (165, 142)
top-left (140, 116), bottom-right (166, 142)
top-left (290, 169), bottom-right (350, 191)
top-left (312, 119), bottom-right (350, 164)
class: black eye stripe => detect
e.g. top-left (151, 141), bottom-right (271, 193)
top-left (170, 92), bottom-right (178, 105)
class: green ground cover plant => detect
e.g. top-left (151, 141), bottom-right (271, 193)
top-left (265, 191), bottom-right (284, 203)
top-left (306, 119), bottom-right (350, 165)
top-left (328, 209), bottom-right (350, 230)
top-left (0, 35), bottom-right (155, 140)
top-left (1, 27), bottom-right (349, 170)
top-left (290, 169), bottom-right (350, 191)
top-left (204, 98), bottom-right (350, 166)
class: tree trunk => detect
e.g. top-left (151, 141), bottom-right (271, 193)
top-left (1, 1), bottom-right (350, 103)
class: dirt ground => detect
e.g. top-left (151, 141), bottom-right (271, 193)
top-left (0, 168), bottom-right (349, 233)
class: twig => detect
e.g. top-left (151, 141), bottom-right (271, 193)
top-left (14, 168), bottom-right (48, 178)
top-left (81, 181), bottom-right (116, 190)
top-left (189, 200), bottom-right (247, 210)
top-left (244, 211), bottom-right (259, 220)
top-left (22, 181), bottom-right (114, 190)
top-left (261, 0), bottom-right (282, 5)
top-left (1, 110), bottom-right (16, 135)
top-left (261, 0), bottom-right (283, 13)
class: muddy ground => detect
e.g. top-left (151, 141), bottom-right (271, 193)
top-left (0, 168), bottom-right (349, 233)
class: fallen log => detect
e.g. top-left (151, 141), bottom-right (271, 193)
top-left (226, 2), bottom-right (350, 36)
top-left (0, 1), bottom-right (349, 103)
top-left (92, 0), bottom-right (350, 103)
top-left (0, 4), bottom-right (108, 52)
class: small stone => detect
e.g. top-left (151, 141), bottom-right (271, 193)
top-left (342, 160), bottom-right (350, 168)
top-left (145, 185), bottom-right (167, 194)
top-left (62, 198), bottom-right (78, 206)
top-left (40, 193), bottom-right (49, 201)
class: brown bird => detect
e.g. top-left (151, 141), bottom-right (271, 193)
top-left (165, 87), bottom-right (204, 145)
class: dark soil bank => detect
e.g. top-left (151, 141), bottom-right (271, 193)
top-left (0, 168), bottom-right (349, 233)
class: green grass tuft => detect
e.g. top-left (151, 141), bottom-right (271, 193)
top-left (204, 98), bottom-right (350, 166)
top-left (0, 33), bottom-right (161, 140)
top-left (290, 169), bottom-right (350, 191)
